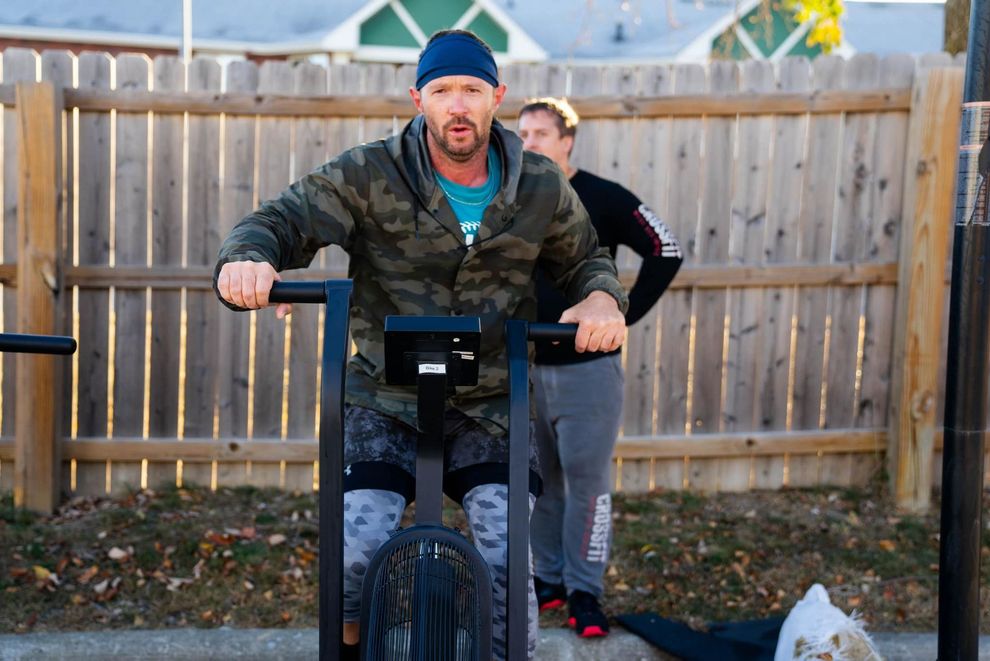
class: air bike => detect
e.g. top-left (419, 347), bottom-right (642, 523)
top-left (265, 280), bottom-right (576, 660)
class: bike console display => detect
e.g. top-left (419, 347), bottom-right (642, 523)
top-left (384, 315), bottom-right (481, 387)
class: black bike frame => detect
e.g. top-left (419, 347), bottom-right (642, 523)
top-left (268, 280), bottom-right (353, 661)
top-left (504, 320), bottom-right (577, 661)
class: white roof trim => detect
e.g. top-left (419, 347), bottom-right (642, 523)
top-left (322, 0), bottom-right (390, 52)
top-left (733, 23), bottom-right (766, 59)
top-left (769, 19), bottom-right (813, 62)
top-left (674, 0), bottom-right (763, 62)
top-left (388, 0), bottom-right (429, 45)
top-left (453, 3), bottom-right (484, 30)
top-left (474, 0), bottom-right (547, 60)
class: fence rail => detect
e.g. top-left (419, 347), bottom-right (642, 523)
top-left (0, 48), bottom-right (967, 510)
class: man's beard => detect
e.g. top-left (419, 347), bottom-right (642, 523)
top-left (427, 115), bottom-right (492, 162)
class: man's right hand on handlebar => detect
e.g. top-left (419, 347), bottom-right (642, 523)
top-left (217, 261), bottom-right (292, 318)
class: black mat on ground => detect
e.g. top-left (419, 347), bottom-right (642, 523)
top-left (615, 612), bottom-right (785, 661)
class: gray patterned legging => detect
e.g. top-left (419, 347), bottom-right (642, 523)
top-left (342, 485), bottom-right (537, 660)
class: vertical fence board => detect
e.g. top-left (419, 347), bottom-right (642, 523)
top-left (655, 64), bottom-right (705, 490)
top-left (284, 61), bottom-right (329, 493)
top-left (40, 51), bottom-right (76, 473)
top-left (15, 79), bottom-right (62, 511)
top-left (889, 67), bottom-right (962, 508)
top-left (753, 57), bottom-right (810, 489)
top-left (721, 59), bottom-right (774, 491)
top-left (821, 54), bottom-right (881, 485)
top-left (857, 56), bottom-right (914, 432)
top-left (850, 56), bottom-right (916, 491)
top-left (73, 52), bottom-right (113, 496)
top-left (110, 54), bottom-right (151, 494)
top-left (1, 50), bottom-right (38, 450)
top-left (182, 57), bottom-right (223, 489)
top-left (601, 65), bottom-right (652, 493)
top-left (689, 61), bottom-right (738, 491)
top-left (789, 56), bottom-right (846, 487)
top-left (248, 61), bottom-right (294, 488)
top-left (626, 64), bottom-right (676, 492)
top-left (146, 56), bottom-right (186, 488)
top-left (215, 60), bottom-right (258, 487)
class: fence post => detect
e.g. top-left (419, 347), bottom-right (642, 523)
top-left (888, 67), bottom-right (963, 512)
top-left (14, 81), bottom-right (64, 512)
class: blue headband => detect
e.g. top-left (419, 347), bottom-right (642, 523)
top-left (416, 33), bottom-right (499, 90)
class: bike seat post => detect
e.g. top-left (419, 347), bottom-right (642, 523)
top-left (415, 366), bottom-right (447, 525)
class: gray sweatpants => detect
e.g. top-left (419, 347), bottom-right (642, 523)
top-left (342, 485), bottom-right (538, 660)
top-left (530, 353), bottom-right (624, 598)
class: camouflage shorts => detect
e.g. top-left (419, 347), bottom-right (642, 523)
top-left (342, 404), bottom-right (541, 504)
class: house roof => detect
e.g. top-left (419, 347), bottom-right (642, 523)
top-left (0, 0), bottom-right (949, 61)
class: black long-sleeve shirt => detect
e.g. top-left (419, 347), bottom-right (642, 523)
top-left (534, 169), bottom-right (683, 365)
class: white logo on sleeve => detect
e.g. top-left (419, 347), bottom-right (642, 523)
top-left (638, 204), bottom-right (683, 258)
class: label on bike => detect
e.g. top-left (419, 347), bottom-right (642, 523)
top-left (418, 363), bottom-right (447, 375)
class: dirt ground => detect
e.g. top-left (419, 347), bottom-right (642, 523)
top-left (1, 482), bottom-right (985, 634)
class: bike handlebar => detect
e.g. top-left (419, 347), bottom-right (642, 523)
top-left (526, 323), bottom-right (579, 342)
top-left (0, 333), bottom-right (77, 355)
top-left (269, 281), bottom-right (329, 305)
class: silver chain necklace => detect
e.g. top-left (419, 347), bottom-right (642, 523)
top-left (436, 177), bottom-right (494, 207)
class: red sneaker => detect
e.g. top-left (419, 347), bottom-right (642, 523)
top-left (534, 576), bottom-right (566, 612)
top-left (567, 590), bottom-right (609, 638)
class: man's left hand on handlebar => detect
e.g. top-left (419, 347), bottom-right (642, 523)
top-left (558, 290), bottom-right (626, 353)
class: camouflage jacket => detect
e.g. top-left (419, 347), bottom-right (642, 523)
top-left (215, 115), bottom-right (628, 435)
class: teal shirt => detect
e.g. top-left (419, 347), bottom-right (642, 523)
top-left (434, 145), bottom-right (501, 246)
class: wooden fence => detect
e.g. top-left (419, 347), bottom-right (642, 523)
top-left (0, 48), bottom-right (969, 511)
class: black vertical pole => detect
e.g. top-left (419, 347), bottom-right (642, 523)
top-left (505, 320), bottom-right (531, 661)
top-left (319, 280), bottom-right (352, 661)
top-left (940, 2), bottom-right (990, 658)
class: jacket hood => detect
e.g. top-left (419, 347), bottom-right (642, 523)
top-left (390, 114), bottom-right (525, 211)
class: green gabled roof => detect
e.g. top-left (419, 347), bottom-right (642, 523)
top-left (358, 0), bottom-right (509, 53)
top-left (711, 0), bottom-right (817, 60)
top-left (403, 0), bottom-right (473, 36)
top-left (360, 4), bottom-right (420, 48)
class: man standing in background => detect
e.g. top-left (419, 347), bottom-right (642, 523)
top-left (518, 97), bottom-right (683, 638)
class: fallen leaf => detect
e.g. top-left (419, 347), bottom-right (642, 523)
top-left (78, 565), bottom-right (100, 584)
top-left (281, 611), bottom-right (292, 622)
top-left (244, 580), bottom-right (255, 591)
top-left (878, 539), bottom-right (897, 552)
top-left (201, 610), bottom-right (214, 621)
top-left (92, 579), bottom-right (110, 595)
top-left (205, 530), bottom-right (235, 546)
top-left (32, 565), bottom-right (52, 581)
top-left (108, 547), bottom-right (129, 562)
top-left (614, 582), bottom-right (630, 591)
top-left (268, 534), bottom-right (287, 546)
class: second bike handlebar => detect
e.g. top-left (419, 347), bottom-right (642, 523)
top-left (268, 281), bottom-right (328, 305)
top-left (0, 333), bottom-right (77, 355)
top-left (527, 322), bottom-right (579, 342)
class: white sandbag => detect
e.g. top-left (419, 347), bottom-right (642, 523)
top-left (774, 583), bottom-right (883, 661)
